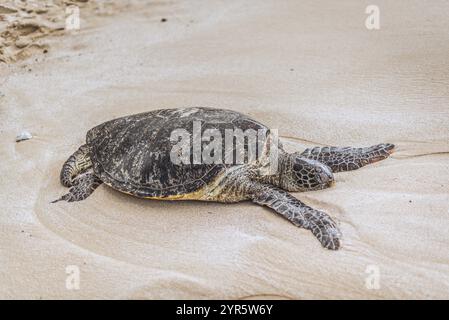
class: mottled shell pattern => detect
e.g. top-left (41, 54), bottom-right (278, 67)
top-left (86, 107), bottom-right (270, 198)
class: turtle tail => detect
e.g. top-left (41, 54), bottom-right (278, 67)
top-left (60, 144), bottom-right (92, 187)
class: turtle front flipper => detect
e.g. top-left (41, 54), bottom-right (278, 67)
top-left (52, 173), bottom-right (102, 203)
top-left (249, 182), bottom-right (341, 250)
top-left (300, 143), bottom-right (394, 172)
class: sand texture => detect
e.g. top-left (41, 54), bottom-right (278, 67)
top-left (1, 0), bottom-right (449, 299)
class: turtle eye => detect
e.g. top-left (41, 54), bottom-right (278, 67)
top-left (293, 163), bottom-right (302, 172)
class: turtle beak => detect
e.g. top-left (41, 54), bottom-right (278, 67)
top-left (319, 165), bottom-right (334, 188)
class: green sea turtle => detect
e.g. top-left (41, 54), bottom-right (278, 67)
top-left (53, 107), bottom-right (394, 250)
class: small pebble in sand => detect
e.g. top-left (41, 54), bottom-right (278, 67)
top-left (15, 131), bottom-right (33, 142)
top-left (15, 37), bottom-right (30, 49)
top-left (161, 18), bottom-right (167, 23)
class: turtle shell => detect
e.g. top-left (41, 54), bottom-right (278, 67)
top-left (86, 107), bottom-right (269, 198)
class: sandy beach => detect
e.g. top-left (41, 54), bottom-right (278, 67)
top-left (1, 0), bottom-right (449, 299)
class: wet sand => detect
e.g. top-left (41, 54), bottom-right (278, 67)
top-left (1, 0), bottom-right (449, 299)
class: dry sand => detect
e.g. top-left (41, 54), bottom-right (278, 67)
top-left (1, 0), bottom-right (449, 299)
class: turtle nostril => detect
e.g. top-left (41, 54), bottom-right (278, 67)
top-left (319, 167), bottom-right (334, 186)
top-left (320, 173), bottom-right (329, 183)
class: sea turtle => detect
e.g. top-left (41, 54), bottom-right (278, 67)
top-left (53, 107), bottom-right (394, 250)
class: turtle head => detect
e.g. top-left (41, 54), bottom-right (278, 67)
top-left (281, 153), bottom-right (334, 191)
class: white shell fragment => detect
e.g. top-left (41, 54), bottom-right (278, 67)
top-left (16, 131), bottom-right (33, 142)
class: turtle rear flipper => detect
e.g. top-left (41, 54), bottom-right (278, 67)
top-left (300, 143), bottom-right (394, 172)
top-left (52, 173), bottom-right (102, 203)
top-left (60, 144), bottom-right (92, 187)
